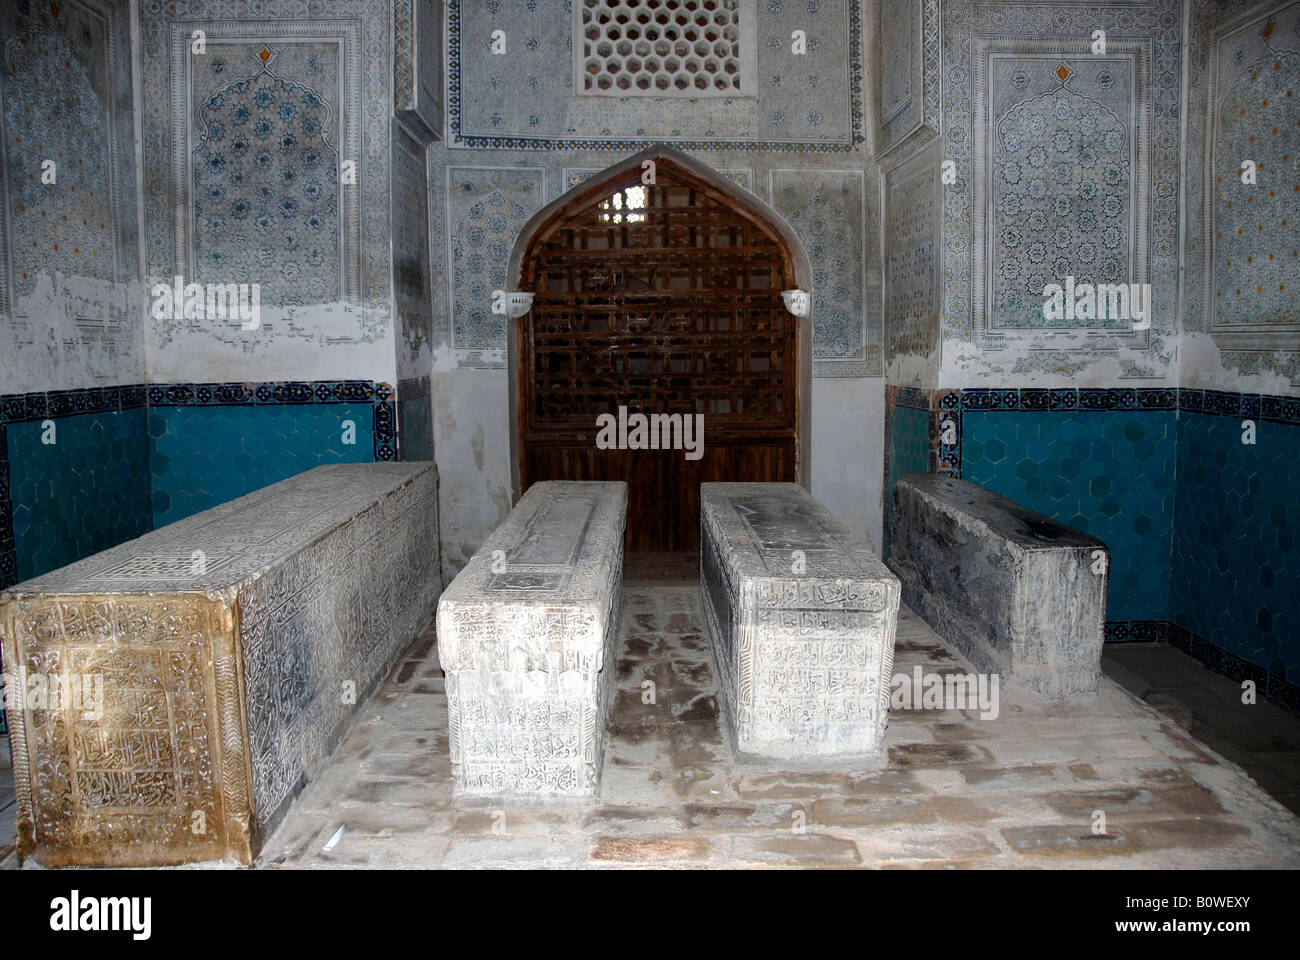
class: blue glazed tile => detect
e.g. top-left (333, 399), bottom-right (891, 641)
top-left (962, 409), bottom-right (1177, 623)
top-left (5, 409), bottom-right (152, 583)
top-left (1171, 411), bottom-right (1299, 688)
top-left (147, 403), bottom-right (376, 526)
top-left (885, 404), bottom-right (931, 558)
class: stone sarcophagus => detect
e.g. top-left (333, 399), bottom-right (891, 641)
top-left (700, 483), bottom-right (901, 760)
top-left (0, 463), bottom-right (440, 866)
top-left (437, 481), bottom-right (626, 798)
top-left (889, 475), bottom-right (1107, 702)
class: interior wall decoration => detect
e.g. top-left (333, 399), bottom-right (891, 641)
top-left (873, 0), bottom-right (940, 163)
top-left (884, 139), bottom-right (942, 377)
top-left (561, 164), bottom-right (756, 195)
top-left (394, 123), bottom-right (432, 379)
top-left (140, 2), bottom-right (394, 370)
top-left (573, 0), bottom-right (759, 99)
top-left (447, 0), bottom-right (864, 152)
top-left (0, 0), bottom-right (143, 392)
top-left (167, 22), bottom-right (361, 306)
top-left (940, 0), bottom-right (1183, 383)
top-left (443, 164), bottom-right (547, 365)
top-left (770, 166), bottom-right (880, 376)
top-left (394, 0), bottom-right (444, 143)
top-left (1185, 0), bottom-right (1300, 385)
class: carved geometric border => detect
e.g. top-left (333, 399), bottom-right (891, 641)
top-left (167, 20), bottom-right (363, 303)
top-left (971, 37), bottom-right (1153, 353)
top-left (560, 165), bottom-right (756, 196)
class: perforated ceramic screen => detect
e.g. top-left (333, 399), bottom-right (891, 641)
top-left (574, 0), bottom-right (758, 98)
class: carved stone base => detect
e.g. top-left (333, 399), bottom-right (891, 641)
top-left (437, 481), bottom-right (626, 798)
top-left (700, 482), bottom-right (901, 759)
top-left (889, 474), bottom-right (1108, 702)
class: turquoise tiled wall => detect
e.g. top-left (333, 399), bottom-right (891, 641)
top-left (1172, 412), bottom-right (1299, 685)
top-left (6, 410), bottom-right (152, 583)
top-left (397, 378), bottom-right (433, 463)
top-left (887, 404), bottom-right (930, 533)
top-left (148, 404), bottom-right (376, 526)
top-left (961, 410), bottom-right (1178, 623)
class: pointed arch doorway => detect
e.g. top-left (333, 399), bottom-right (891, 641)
top-left (507, 147), bottom-right (813, 555)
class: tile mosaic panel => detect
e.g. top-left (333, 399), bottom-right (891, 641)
top-left (0, 0), bottom-right (142, 390)
top-left (874, 0), bottom-right (940, 162)
top-left (444, 164), bottom-right (546, 360)
top-left (1183, 0), bottom-right (1300, 385)
top-left (148, 402), bottom-right (376, 527)
top-left (1, 2), bottom-right (117, 301)
top-left (0, 385), bottom-right (151, 591)
top-left (941, 1), bottom-right (1183, 380)
top-left (447, 0), bottom-right (864, 151)
top-left (0, 380), bottom-right (396, 592)
top-left (1203, 0), bottom-right (1300, 345)
top-left (972, 43), bottom-right (1152, 348)
top-left (171, 22), bottom-right (359, 306)
top-left (141, 2), bottom-right (393, 341)
top-left (394, 0), bottom-right (443, 143)
top-left (883, 398), bottom-right (930, 557)
top-left (770, 167), bottom-right (880, 375)
top-left (6, 410), bottom-right (152, 585)
top-left (885, 141), bottom-right (941, 366)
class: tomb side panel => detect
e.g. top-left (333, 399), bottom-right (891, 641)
top-left (237, 467), bottom-right (439, 837)
top-left (1, 594), bottom-right (251, 866)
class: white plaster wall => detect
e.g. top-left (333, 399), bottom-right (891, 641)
top-left (2, 275), bottom-right (146, 393)
top-left (1179, 331), bottom-right (1299, 397)
top-left (144, 302), bottom-right (396, 385)
top-left (884, 345), bottom-right (942, 393)
top-left (432, 364), bottom-right (887, 579)
top-left (937, 335), bottom-right (1180, 391)
top-left (812, 376), bottom-right (885, 556)
top-left (432, 360), bottom-right (513, 584)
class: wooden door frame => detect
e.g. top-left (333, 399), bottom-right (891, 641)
top-left (505, 144), bottom-right (814, 505)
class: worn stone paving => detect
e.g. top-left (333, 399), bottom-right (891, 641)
top-left (2, 582), bottom-right (1298, 869)
top-left (248, 583), bottom-right (1300, 869)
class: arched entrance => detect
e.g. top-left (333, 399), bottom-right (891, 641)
top-left (507, 147), bottom-right (812, 554)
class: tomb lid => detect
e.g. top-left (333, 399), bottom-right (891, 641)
top-left (701, 482), bottom-right (896, 584)
top-left (440, 480), bottom-right (627, 606)
top-left (0, 463), bottom-right (437, 598)
top-left (897, 474), bottom-right (1104, 551)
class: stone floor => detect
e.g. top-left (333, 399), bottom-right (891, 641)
top-left (1101, 643), bottom-right (1300, 817)
top-left (1, 583), bottom-right (1298, 869)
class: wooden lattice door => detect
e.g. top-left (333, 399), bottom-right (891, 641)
top-left (518, 162), bottom-right (799, 553)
